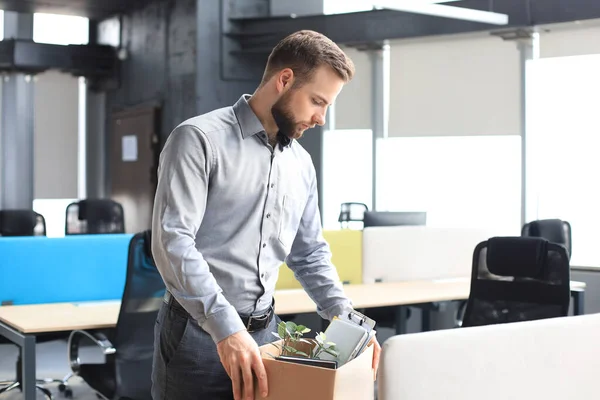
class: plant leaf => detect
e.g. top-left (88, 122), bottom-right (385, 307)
top-left (295, 325), bottom-right (311, 334)
top-left (283, 345), bottom-right (297, 354)
top-left (278, 322), bottom-right (287, 339)
top-left (324, 348), bottom-right (339, 357)
top-left (294, 350), bottom-right (309, 357)
top-left (285, 321), bottom-right (297, 333)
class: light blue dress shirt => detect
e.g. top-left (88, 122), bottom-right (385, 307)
top-left (152, 94), bottom-right (352, 343)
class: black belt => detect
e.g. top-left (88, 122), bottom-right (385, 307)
top-left (163, 291), bottom-right (275, 333)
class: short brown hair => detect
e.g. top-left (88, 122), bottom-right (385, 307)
top-left (261, 30), bottom-right (355, 86)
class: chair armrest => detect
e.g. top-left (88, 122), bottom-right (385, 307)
top-left (67, 330), bottom-right (116, 374)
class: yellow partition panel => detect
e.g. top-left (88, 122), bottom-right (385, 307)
top-left (276, 230), bottom-right (363, 290)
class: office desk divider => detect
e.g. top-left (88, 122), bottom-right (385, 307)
top-left (0, 234), bottom-right (132, 305)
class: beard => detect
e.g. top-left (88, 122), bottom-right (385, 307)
top-left (271, 91), bottom-right (303, 146)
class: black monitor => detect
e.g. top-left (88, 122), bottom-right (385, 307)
top-left (362, 211), bottom-right (427, 228)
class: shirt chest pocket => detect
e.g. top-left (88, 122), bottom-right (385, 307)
top-left (278, 195), bottom-right (304, 250)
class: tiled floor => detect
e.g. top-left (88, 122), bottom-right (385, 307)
top-left (0, 340), bottom-right (101, 400)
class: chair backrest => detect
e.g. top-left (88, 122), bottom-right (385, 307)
top-left (338, 202), bottom-right (368, 228)
top-left (377, 313), bottom-right (600, 400)
top-left (362, 211), bottom-right (426, 228)
top-left (65, 199), bottom-right (125, 235)
top-left (0, 209), bottom-right (46, 236)
top-left (522, 218), bottom-right (571, 259)
top-left (113, 230), bottom-right (165, 399)
top-left (462, 236), bottom-right (570, 328)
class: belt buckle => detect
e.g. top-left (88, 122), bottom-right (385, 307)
top-left (246, 310), bottom-right (270, 332)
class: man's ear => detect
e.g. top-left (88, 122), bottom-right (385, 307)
top-left (276, 68), bottom-right (294, 93)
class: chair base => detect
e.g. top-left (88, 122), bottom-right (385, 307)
top-left (0, 381), bottom-right (54, 399)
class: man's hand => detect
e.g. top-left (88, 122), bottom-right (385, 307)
top-left (216, 330), bottom-right (268, 400)
top-left (369, 336), bottom-right (381, 381)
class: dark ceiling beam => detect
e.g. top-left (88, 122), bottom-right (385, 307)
top-left (228, 0), bottom-right (600, 52)
top-left (0, 39), bottom-right (118, 89)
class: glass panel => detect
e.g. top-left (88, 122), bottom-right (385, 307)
top-left (376, 135), bottom-right (521, 234)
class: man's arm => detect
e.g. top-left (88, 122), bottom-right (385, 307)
top-left (285, 171), bottom-right (352, 320)
top-left (151, 125), bottom-right (245, 343)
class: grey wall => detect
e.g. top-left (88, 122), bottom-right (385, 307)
top-left (92, 0), bottom-right (326, 213)
top-left (105, 0), bottom-right (196, 146)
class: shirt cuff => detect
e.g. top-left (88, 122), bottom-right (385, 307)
top-left (200, 305), bottom-right (246, 344)
top-left (322, 299), bottom-right (354, 321)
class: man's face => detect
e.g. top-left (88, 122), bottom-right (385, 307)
top-left (271, 65), bottom-right (345, 140)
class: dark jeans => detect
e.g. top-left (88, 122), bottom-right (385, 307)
top-left (151, 301), bottom-right (280, 400)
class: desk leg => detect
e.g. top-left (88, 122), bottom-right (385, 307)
top-left (395, 306), bottom-right (407, 335)
top-left (421, 309), bottom-right (431, 332)
top-left (572, 290), bottom-right (585, 316)
top-left (0, 322), bottom-right (37, 400)
top-left (22, 335), bottom-right (36, 400)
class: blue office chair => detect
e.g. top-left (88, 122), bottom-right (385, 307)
top-left (62, 230), bottom-right (164, 400)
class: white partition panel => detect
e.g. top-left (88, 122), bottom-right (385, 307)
top-left (378, 313), bottom-right (600, 400)
top-left (362, 226), bottom-right (505, 283)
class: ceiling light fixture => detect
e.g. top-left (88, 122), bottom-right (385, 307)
top-left (372, 0), bottom-right (509, 25)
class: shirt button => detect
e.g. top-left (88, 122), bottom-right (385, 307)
top-left (262, 243), bottom-right (266, 248)
top-left (270, 183), bottom-right (275, 188)
top-left (261, 273), bottom-right (265, 278)
top-left (266, 213), bottom-right (271, 218)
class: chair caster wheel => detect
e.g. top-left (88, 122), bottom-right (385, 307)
top-left (64, 388), bottom-right (73, 398)
top-left (58, 383), bottom-right (66, 392)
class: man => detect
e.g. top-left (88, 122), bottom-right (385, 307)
top-left (151, 30), bottom-right (381, 400)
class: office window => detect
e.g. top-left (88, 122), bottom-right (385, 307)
top-left (33, 13), bottom-right (88, 45)
top-left (376, 135), bottom-right (521, 234)
top-left (526, 54), bottom-right (600, 268)
top-left (322, 129), bottom-right (373, 230)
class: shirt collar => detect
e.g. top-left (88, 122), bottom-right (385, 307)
top-left (233, 94), bottom-right (294, 150)
top-left (233, 94), bottom-right (266, 139)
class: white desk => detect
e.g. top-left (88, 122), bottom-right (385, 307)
top-left (0, 279), bottom-right (587, 400)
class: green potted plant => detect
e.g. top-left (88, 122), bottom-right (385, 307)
top-left (269, 321), bottom-right (339, 360)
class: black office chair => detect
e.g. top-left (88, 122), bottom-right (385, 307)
top-left (0, 209), bottom-right (46, 236)
top-left (462, 236), bottom-right (570, 328)
top-left (65, 199), bottom-right (125, 235)
top-left (338, 202), bottom-right (368, 228)
top-left (0, 210), bottom-right (67, 399)
top-left (522, 218), bottom-right (572, 259)
top-left (64, 230), bottom-right (164, 400)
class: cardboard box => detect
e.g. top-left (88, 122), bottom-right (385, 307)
top-left (255, 339), bottom-right (375, 400)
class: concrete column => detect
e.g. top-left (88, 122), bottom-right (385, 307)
top-left (367, 42), bottom-right (390, 211)
top-left (1, 12), bottom-right (35, 209)
top-left (85, 88), bottom-right (107, 199)
top-left (494, 28), bottom-right (539, 226)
